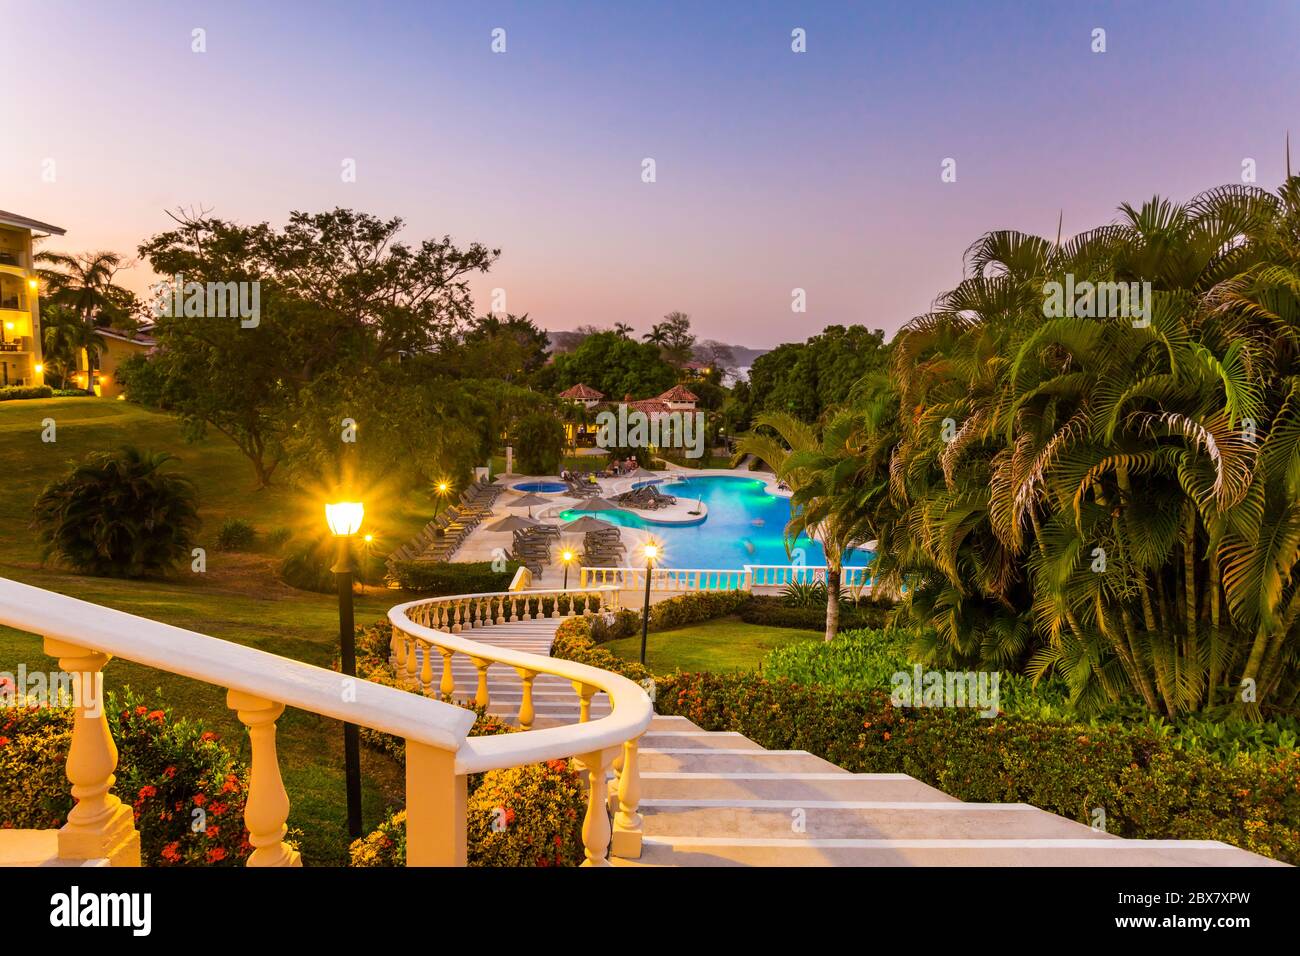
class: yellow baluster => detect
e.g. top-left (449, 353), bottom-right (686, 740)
top-left (611, 736), bottom-right (643, 859)
top-left (515, 668), bottom-right (536, 729)
top-left (419, 640), bottom-right (434, 694)
top-left (227, 691), bottom-right (300, 867)
top-left (439, 648), bottom-right (456, 698)
top-left (578, 749), bottom-right (613, 867)
top-left (43, 639), bottom-right (140, 866)
top-left (572, 680), bottom-right (596, 723)
top-left (471, 657), bottom-right (491, 709)
top-left (405, 742), bottom-right (466, 866)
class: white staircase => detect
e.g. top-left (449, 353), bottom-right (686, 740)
top-left (462, 618), bottom-right (1286, 867)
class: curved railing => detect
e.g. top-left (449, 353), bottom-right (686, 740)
top-left (387, 586), bottom-right (653, 863)
top-left (0, 576), bottom-right (651, 868)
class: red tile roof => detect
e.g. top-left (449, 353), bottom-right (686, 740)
top-left (559, 383), bottom-right (605, 400)
top-left (656, 384), bottom-right (698, 403)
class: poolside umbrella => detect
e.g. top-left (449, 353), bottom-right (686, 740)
top-left (562, 515), bottom-right (617, 533)
top-left (505, 493), bottom-right (550, 509)
top-left (572, 496), bottom-right (621, 512)
top-left (484, 514), bottom-right (541, 533)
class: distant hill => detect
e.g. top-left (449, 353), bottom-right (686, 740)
top-left (545, 330), bottom-right (768, 371)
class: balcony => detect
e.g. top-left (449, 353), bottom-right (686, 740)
top-left (0, 250), bottom-right (25, 269)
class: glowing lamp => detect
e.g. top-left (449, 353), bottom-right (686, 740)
top-left (644, 544), bottom-right (659, 561)
top-left (325, 501), bottom-right (365, 537)
top-left (34, 363), bottom-right (43, 374)
top-left (27, 278), bottom-right (38, 291)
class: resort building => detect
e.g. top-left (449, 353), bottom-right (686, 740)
top-left (0, 210), bottom-right (65, 388)
top-left (560, 382), bottom-right (700, 448)
top-left (78, 325), bottom-right (156, 399)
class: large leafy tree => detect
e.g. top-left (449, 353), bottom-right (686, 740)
top-left (870, 179), bottom-right (1300, 716)
top-left (133, 208), bottom-right (500, 488)
top-left (551, 330), bottom-right (677, 399)
top-left (746, 325), bottom-right (890, 424)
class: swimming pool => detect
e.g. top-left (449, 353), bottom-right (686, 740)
top-left (513, 481), bottom-right (568, 493)
top-left (561, 475), bottom-right (875, 570)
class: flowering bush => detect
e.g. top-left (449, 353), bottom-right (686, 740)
top-left (350, 758), bottom-right (586, 867)
top-left (0, 688), bottom-right (253, 866)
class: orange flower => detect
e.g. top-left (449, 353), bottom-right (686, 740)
top-left (193, 794), bottom-right (208, 807)
top-left (0, 737), bottom-right (9, 747)
top-left (200, 731), bottom-right (219, 742)
top-left (206, 847), bottom-right (227, 863)
top-left (138, 785), bottom-right (157, 799)
top-left (147, 710), bottom-right (165, 723)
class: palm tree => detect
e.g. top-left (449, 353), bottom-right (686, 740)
top-left (613, 322), bottom-right (634, 339)
top-left (642, 323), bottom-right (668, 347)
top-left (736, 411), bottom-right (873, 641)
top-left (875, 178), bottom-right (1300, 715)
top-left (40, 305), bottom-right (101, 389)
top-left (35, 251), bottom-right (135, 376)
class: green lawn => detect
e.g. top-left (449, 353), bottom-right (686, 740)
top-left (0, 397), bottom-right (442, 865)
top-left (604, 615), bottom-right (822, 672)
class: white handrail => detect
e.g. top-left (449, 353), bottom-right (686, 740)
top-left (0, 577), bottom-right (475, 750)
top-left (388, 588), bottom-right (654, 776)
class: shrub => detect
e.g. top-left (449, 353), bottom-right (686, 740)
top-left (279, 531), bottom-right (384, 593)
top-left (551, 616), bottom-right (651, 682)
top-left (351, 758), bottom-right (586, 867)
top-left (513, 412), bottom-right (566, 475)
top-left (215, 518), bottom-right (257, 551)
top-left (648, 590), bottom-right (749, 631)
top-left (264, 526), bottom-right (292, 552)
top-left (386, 559), bottom-right (520, 595)
top-left (762, 627), bottom-right (913, 691)
top-left (0, 384), bottom-right (54, 401)
top-left (52, 388), bottom-right (93, 398)
top-left (32, 446), bottom-right (200, 577)
top-left (0, 688), bottom-right (254, 866)
top-left (738, 594), bottom-right (891, 631)
top-left (653, 671), bottom-right (1300, 864)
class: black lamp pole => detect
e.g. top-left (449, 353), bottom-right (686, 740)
top-left (639, 555), bottom-right (654, 665)
top-left (333, 536), bottom-right (363, 841)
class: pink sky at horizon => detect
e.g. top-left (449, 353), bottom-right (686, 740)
top-left (6, 1), bottom-right (1299, 349)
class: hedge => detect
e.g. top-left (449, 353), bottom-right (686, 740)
top-left (386, 559), bottom-right (521, 595)
top-left (738, 594), bottom-right (891, 631)
top-left (0, 385), bottom-right (53, 401)
top-left (653, 671), bottom-right (1300, 864)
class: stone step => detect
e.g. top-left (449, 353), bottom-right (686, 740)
top-left (638, 731), bottom-right (765, 751)
top-left (638, 748), bottom-right (846, 774)
top-left (639, 800), bottom-right (1112, 840)
top-left (0, 831), bottom-right (110, 867)
top-left (621, 836), bottom-right (1287, 867)
top-left (640, 771), bottom-right (961, 803)
top-left (650, 715), bottom-right (702, 732)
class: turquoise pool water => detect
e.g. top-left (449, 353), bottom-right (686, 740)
top-left (514, 481), bottom-right (568, 493)
top-left (561, 475), bottom-right (874, 570)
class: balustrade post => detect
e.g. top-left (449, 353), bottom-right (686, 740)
top-left (227, 690), bottom-right (300, 867)
top-left (572, 680), bottom-right (596, 723)
top-left (578, 748), bottom-right (613, 867)
top-left (439, 648), bottom-right (456, 698)
top-left (471, 657), bottom-right (491, 709)
top-left (451, 600), bottom-right (463, 633)
top-left (405, 634), bottom-right (420, 687)
top-left (514, 668), bottom-right (537, 729)
top-left (419, 640), bottom-right (434, 694)
top-left (405, 741), bottom-right (466, 866)
top-left (610, 736), bottom-right (643, 859)
top-left (43, 638), bottom-right (140, 866)
top-left (389, 625), bottom-right (402, 671)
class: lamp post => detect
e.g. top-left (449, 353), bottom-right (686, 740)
top-left (325, 500), bottom-right (365, 842)
top-left (434, 481), bottom-right (450, 518)
top-left (640, 542), bottom-right (658, 665)
top-left (561, 549), bottom-right (574, 590)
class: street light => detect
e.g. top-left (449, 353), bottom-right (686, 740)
top-left (324, 500), bottom-right (365, 842)
top-left (561, 549), bottom-right (574, 590)
top-left (640, 541), bottom-right (659, 665)
top-left (434, 481), bottom-right (450, 518)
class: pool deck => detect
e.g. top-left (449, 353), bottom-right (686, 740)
top-left (451, 467), bottom-right (774, 584)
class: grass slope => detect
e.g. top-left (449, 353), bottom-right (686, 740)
top-left (604, 615), bottom-right (821, 673)
top-left (0, 398), bottom-right (437, 865)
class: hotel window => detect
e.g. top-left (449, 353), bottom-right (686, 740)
top-left (0, 274), bottom-right (25, 311)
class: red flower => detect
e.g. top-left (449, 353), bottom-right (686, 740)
top-left (0, 737), bottom-right (9, 747)
top-left (206, 847), bottom-right (227, 863)
top-left (134, 706), bottom-right (147, 716)
top-left (554, 835), bottom-right (564, 848)
top-left (193, 794), bottom-right (208, 807)
top-left (147, 710), bottom-right (165, 724)
top-left (138, 785), bottom-right (157, 799)
top-left (210, 802), bottom-right (227, 817)
top-left (164, 766), bottom-right (177, 778)
top-left (161, 841), bottom-right (182, 863)
top-left (206, 825), bottom-right (220, 838)
top-left (200, 731), bottom-right (219, 742)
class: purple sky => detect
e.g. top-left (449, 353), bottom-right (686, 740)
top-left (8, 1), bottom-right (1299, 348)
